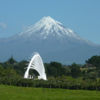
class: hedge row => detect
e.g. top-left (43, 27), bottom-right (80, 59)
top-left (0, 77), bottom-right (100, 90)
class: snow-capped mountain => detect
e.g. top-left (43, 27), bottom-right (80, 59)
top-left (0, 16), bottom-right (100, 64)
top-left (19, 16), bottom-right (80, 39)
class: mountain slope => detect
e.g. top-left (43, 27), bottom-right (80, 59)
top-left (0, 16), bottom-right (100, 64)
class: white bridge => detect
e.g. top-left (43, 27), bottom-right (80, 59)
top-left (24, 52), bottom-right (47, 80)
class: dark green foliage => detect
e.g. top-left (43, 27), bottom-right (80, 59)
top-left (70, 63), bottom-right (81, 78)
top-left (14, 60), bottom-right (28, 76)
top-left (0, 55), bottom-right (100, 90)
top-left (0, 76), bottom-right (100, 90)
top-left (86, 55), bottom-right (100, 69)
top-left (45, 62), bottom-right (66, 77)
top-left (98, 70), bottom-right (100, 77)
top-left (6, 56), bottom-right (17, 64)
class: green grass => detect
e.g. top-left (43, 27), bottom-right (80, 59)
top-left (0, 85), bottom-right (100, 100)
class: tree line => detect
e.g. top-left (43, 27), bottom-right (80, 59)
top-left (0, 55), bottom-right (100, 90)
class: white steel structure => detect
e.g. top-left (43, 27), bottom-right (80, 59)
top-left (24, 53), bottom-right (47, 80)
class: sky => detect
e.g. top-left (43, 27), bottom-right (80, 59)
top-left (0, 0), bottom-right (100, 44)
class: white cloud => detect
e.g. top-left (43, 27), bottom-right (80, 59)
top-left (0, 22), bottom-right (7, 29)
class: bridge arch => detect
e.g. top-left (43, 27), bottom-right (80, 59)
top-left (24, 52), bottom-right (47, 80)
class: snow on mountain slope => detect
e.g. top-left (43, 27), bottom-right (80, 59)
top-left (19, 16), bottom-right (81, 40)
top-left (15, 16), bottom-right (95, 46)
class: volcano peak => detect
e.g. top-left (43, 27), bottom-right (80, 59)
top-left (19, 16), bottom-right (79, 39)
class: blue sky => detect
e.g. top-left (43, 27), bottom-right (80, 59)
top-left (0, 0), bottom-right (100, 44)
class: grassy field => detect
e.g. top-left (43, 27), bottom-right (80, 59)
top-left (0, 85), bottom-right (100, 100)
